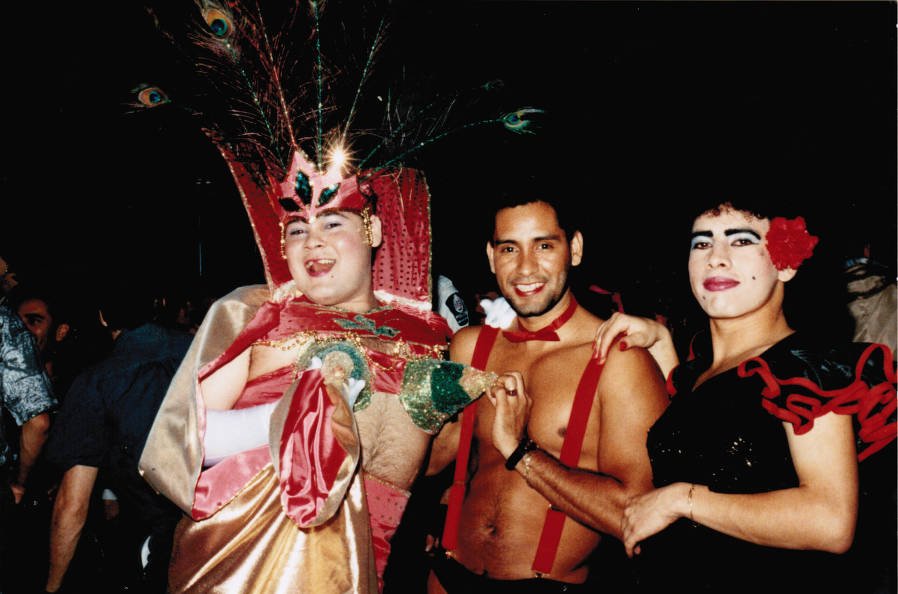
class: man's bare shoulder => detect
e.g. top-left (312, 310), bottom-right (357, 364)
top-left (540, 308), bottom-right (604, 358)
top-left (599, 343), bottom-right (667, 399)
top-left (449, 324), bottom-right (486, 363)
top-left (604, 342), bottom-right (661, 371)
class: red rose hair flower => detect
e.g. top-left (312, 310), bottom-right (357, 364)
top-left (765, 216), bottom-right (819, 270)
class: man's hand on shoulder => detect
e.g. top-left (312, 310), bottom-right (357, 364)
top-left (594, 313), bottom-right (678, 379)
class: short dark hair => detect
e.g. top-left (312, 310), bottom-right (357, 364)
top-left (10, 284), bottom-right (70, 328)
top-left (97, 277), bottom-right (156, 331)
top-left (485, 172), bottom-right (579, 244)
top-left (678, 161), bottom-right (813, 226)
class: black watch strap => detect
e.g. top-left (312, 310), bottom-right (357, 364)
top-left (505, 436), bottom-right (538, 470)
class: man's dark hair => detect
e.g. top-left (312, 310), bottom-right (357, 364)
top-left (484, 172), bottom-right (579, 245)
top-left (97, 278), bottom-right (156, 331)
top-left (10, 285), bottom-right (70, 330)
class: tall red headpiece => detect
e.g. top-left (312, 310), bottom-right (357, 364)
top-left (275, 151), bottom-right (368, 222)
top-left (129, 1), bottom-right (539, 311)
top-left (221, 146), bottom-right (433, 309)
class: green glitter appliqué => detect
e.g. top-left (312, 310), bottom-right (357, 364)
top-left (333, 315), bottom-right (399, 338)
top-left (294, 171), bottom-right (312, 204)
top-left (318, 182), bottom-right (341, 206)
top-left (296, 340), bottom-right (373, 411)
top-left (399, 360), bottom-right (475, 434)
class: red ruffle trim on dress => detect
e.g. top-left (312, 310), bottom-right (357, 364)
top-left (738, 343), bottom-right (897, 461)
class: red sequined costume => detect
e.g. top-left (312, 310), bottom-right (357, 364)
top-left (130, 4), bottom-right (522, 590)
top-left (139, 157), bottom-right (495, 593)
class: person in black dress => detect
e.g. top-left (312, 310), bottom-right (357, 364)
top-left (593, 194), bottom-right (896, 593)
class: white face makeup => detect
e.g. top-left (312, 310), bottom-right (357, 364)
top-left (687, 207), bottom-right (787, 321)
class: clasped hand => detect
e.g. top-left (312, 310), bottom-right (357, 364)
top-left (486, 372), bottom-right (531, 459)
top-left (621, 481), bottom-right (691, 557)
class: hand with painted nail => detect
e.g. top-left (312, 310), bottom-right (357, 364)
top-left (487, 372), bottom-right (531, 459)
top-left (592, 313), bottom-right (664, 360)
top-left (622, 482), bottom-right (693, 558)
top-left (593, 313), bottom-right (679, 379)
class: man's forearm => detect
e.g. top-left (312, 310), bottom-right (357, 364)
top-left (16, 412), bottom-right (50, 487)
top-left (46, 465), bottom-right (98, 592)
top-left (46, 508), bottom-right (85, 592)
top-left (514, 448), bottom-right (629, 538)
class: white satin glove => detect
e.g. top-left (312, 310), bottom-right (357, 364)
top-left (203, 400), bottom-right (277, 467)
top-left (343, 377), bottom-right (366, 409)
top-left (202, 356), bottom-right (368, 467)
top-left (480, 296), bottom-right (516, 329)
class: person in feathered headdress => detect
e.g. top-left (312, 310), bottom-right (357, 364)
top-left (131, 2), bottom-right (540, 592)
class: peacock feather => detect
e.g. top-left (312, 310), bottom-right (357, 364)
top-left (128, 0), bottom-right (544, 187)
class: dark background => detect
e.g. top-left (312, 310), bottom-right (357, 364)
top-left (2, 1), bottom-right (894, 317)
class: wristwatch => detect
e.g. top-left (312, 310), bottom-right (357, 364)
top-left (505, 436), bottom-right (539, 470)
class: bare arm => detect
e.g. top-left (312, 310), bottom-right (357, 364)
top-left (622, 412), bottom-right (857, 556)
top-left (426, 326), bottom-right (480, 476)
top-left (493, 347), bottom-right (668, 538)
top-left (200, 347), bottom-right (251, 410)
top-left (426, 419), bottom-right (461, 476)
top-left (46, 464), bottom-right (99, 592)
top-left (11, 411), bottom-right (51, 503)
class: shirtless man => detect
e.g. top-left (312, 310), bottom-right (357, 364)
top-left (426, 193), bottom-right (669, 592)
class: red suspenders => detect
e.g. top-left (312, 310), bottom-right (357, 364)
top-left (441, 325), bottom-right (604, 576)
top-left (441, 325), bottom-right (499, 551)
top-left (531, 354), bottom-right (603, 574)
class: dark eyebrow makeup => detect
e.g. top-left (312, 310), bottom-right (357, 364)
top-left (690, 228), bottom-right (761, 241)
top-left (724, 228), bottom-right (761, 240)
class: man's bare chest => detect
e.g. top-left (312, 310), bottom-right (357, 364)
top-left (479, 348), bottom-right (600, 457)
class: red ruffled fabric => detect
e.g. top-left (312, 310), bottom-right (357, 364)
top-left (739, 343), bottom-right (897, 461)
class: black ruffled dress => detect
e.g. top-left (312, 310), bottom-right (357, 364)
top-left (636, 334), bottom-right (896, 594)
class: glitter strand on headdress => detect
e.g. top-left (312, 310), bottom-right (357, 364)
top-left (313, 0), bottom-right (324, 168)
top-left (341, 18), bottom-right (388, 148)
top-left (253, 2), bottom-right (298, 159)
top-left (131, 2), bottom-right (543, 183)
top-left (160, 0), bottom-right (297, 182)
top-left (371, 108), bottom-right (545, 174)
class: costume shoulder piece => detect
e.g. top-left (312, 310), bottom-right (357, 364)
top-left (738, 335), bottom-right (897, 461)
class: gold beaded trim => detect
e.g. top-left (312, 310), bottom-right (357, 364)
top-left (254, 331), bottom-right (445, 372)
top-left (360, 206), bottom-right (374, 246)
top-left (279, 220), bottom-right (288, 260)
